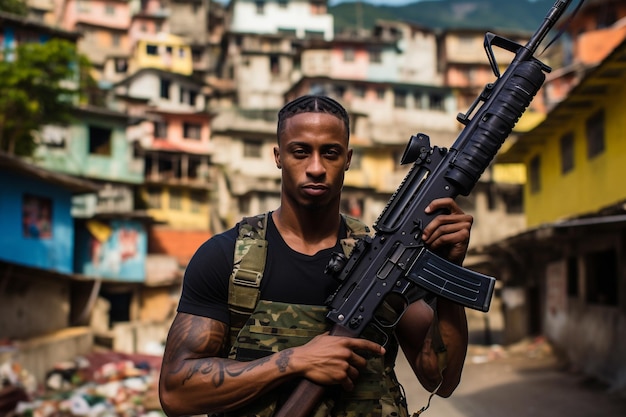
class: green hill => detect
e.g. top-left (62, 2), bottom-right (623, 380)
top-left (330, 0), bottom-right (557, 33)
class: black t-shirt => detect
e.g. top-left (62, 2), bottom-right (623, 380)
top-left (177, 213), bottom-right (348, 325)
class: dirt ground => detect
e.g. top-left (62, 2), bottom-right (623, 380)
top-left (395, 338), bottom-right (626, 417)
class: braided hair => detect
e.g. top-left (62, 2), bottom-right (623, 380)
top-left (277, 95), bottom-right (350, 143)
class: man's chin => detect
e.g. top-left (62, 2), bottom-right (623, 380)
top-left (300, 199), bottom-right (330, 211)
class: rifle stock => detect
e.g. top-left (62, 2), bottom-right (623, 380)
top-left (274, 1), bottom-right (576, 416)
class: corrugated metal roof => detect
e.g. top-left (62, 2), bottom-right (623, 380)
top-left (0, 152), bottom-right (99, 194)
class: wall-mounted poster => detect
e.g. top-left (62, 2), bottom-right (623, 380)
top-left (22, 194), bottom-right (53, 239)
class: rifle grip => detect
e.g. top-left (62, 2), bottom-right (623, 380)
top-left (274, 379), bottom-right (325, 417)
top-left (274, 325), bottom-right (356, 417)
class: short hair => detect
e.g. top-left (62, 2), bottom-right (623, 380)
top-left (277, 95), bottom-right (350, 143)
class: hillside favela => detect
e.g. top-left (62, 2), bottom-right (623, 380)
top-left (1, 0), bottom-right (626, 416)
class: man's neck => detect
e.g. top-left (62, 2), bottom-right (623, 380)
top-left (272, 205), bottom-right (342, 256)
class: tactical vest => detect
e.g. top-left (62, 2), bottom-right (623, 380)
top-left (226, 212), bottom-right (410, 417)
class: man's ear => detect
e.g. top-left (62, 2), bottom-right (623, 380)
top-left (274, 146), bottom-right (281, 169)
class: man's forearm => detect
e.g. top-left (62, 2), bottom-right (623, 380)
top-left (435, 297), bottom-right (468, 397)
top-left (159, 350), bottom-right (297, 416)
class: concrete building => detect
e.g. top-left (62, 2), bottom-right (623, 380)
top-left (228, 0), bottom-right (333, 41)
top-left (112, 67), bottom-right (214, 230)
top-left (542, 0), bottom-right (626, 111)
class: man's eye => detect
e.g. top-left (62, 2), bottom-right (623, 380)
top-left (324, 149), bottom-right (340, 158)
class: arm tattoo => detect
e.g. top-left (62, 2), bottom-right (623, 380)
top-left (163, 314), bottom-right (275, 388)
top-left (276, 349), bottom-right (293, 373)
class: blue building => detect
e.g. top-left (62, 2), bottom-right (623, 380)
top-left (0, 151), bottom-right (98, 340)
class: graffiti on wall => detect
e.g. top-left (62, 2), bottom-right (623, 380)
top-left (83, 219), bottom-right (146, 281)
top-left (22, 194), bottom-right (53, 239)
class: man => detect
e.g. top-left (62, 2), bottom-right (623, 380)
top-left (159, 95), bottom-right (471, 417)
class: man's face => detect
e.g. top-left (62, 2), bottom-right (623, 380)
top-left (274, 112), bottom-right (352, 210)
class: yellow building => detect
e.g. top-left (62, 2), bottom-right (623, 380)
top-left (134, 33), bottom-right (193, 76)
top-left (486, 38), bottom-right (626, 390)
top-left (500, 40), bottom-right (626, 227)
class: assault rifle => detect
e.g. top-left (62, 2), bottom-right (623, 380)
top-left (275, 1), bottom-right (576, 416)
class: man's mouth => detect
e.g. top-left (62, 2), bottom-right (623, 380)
top-left (302, 184), bottom-right (328, 196)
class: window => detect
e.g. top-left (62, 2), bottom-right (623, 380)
top-left (394, 89), bottom-right (407, 108)
top-left (105, 4), bottom-right (115, 15)
top-left (239, 195), bottom-right (251, 214)
top-left (354, 85), bottom-right (365, 98)
top-left (243, 139), bottom-right (263, 158)
top-left (169, 188), bottom-right (182, 210)
top-left (190, 190), bottom-right (205, 213)
top-left (343, 48), bottom-right (355, 62)
top-left (560, 132), bottom-right (574, 174)
top-left (529, 154), bottom-right (541, 194)
top-left (278, 0), bottom-right (288, 8)
top-left (270, 55), bottom-right (280, 76)
top-left (304, 30), bottom-right (324, 39)
top-left (414, 92), bottom-right (424, 109)
top-left (278, 28), bottom-right (297, 37)
top-left (183, 123), bottom-right (202, 140)
top-left (376, 88), bottom-right (385, 100)
top-left (429, 94), bottom-right (444, 111)
top-left (147, 187), bottom-right (161, 209)
top-left (146, 44), bottom-right (158, 55)
top-left (369, 48), bottom-right (381, 63)
top-left (111, 34), bottom-right (120, 47)
top-left (586, 109), bottom-right (605, 159)
top-left (153, 121), bottom-right (168, 138)
top-left (115, 58), bottom-right (128, 73)
top-left (502, 188), bottom-right (523, 214)
top-left (160, 78), bottom-right (170, 99)
top-left (255, 1), bottom-right (265, 14)
top-left (585, 249), bottom-right (617, 306)
top-left (89, 126), bottom-right (112, 155)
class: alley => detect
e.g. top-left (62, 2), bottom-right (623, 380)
top-left (396, 339), bottom-right (626, 417)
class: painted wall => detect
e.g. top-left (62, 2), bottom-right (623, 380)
top-left (231, 0), bottom-right (333, 40)
top-left (524, 78), bottom-right (626, 227)
top-left (543, 259), bottom-right (626, 392)
top-left (135, 33), bottom-right (193, 75)
top-left (75, 219), bottom-right (147, 282)
top-left (0, 273), bottom-right (70, 340)
top-left (35, 114), bottom-right (144, 184)
top-left (142, 187), bottom-right (211, 230)
top-left (0, 172), bottom-right (74, 273)
top-left (58, 0), bottom-right (131, 31)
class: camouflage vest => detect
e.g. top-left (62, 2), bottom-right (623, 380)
top-left (227, 212), bottom-right (371, 343)
top-left (225, 212), bottom-right (410, 417)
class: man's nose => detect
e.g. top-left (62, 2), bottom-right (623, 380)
top-left (306, 154), bottom-right (326, 177)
